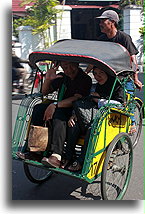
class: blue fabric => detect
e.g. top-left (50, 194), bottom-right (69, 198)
top-left (125, 79), bottom-right (135, 124)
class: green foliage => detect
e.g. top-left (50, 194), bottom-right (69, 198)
top-left (13, 18), bottom-right (24, 37)
top-left (120, 0), bottom-right (143, 7)
top-left (13, 0), bottom-right (61, 48)
top-left (13, 0), bottom-right (61, 46)
top-left (19, 0), bottom-right (60, 34)
top-left (139, 27), bottom-right (144, 36)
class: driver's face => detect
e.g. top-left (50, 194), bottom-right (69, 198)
top-left (99, 19), bottom-right (112, 33)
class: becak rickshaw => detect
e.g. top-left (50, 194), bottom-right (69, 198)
top-left (12, 39), bottom-right (144, 200)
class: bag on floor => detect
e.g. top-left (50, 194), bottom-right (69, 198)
top-left (28, 122), bottom-right (49, 152)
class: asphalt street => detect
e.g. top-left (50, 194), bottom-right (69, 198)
top-left (12, 73), bottom-right (144, 200)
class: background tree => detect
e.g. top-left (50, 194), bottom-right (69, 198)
top-left (13, 0), bottom-right (61, 48)
top-left (120, 0), bottom-right (143, 7)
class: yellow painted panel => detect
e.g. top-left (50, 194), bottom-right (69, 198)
top-left (86, 112), bottom-right (131, 180)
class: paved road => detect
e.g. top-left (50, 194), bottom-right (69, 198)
top-left (12, 73), bottom-right (144, 200)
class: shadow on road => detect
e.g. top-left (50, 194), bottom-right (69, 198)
top-left (12, 160), bottom-right (102, 200)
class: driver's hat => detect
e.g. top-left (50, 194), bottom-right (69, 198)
top-left (96, 10), bottom-right (119, 24)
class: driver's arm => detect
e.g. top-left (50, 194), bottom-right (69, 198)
top-left (131, 55), bottom-right (143, 90)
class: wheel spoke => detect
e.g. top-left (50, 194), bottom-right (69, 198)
top-left (129, 103), bottom-right (142, 148)
top-left (106, 151), bottom-right (130, 199)
top-left (101, 133), bottom-right (133, 200)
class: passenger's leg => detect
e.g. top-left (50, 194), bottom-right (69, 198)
top-left (51, 118), bottom-right (67, 156)
top-left (78, 127), bottom-right (91, 165)
top-left (68, 127), bottom-right (91, 171)
top-left (64, 122), bottom-right (81, 161)
top-left (50, 108), bottom-right (72, 156)
top-left (31, 103), bottom-right (49, 126)
top-left (41, 108), bottom-right (72, 168)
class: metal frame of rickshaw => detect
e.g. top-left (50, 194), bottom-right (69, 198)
top-left (12, 39), bottom-right (144, 200)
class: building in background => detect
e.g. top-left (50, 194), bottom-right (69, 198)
top-left (12, 0), bottom-right (143, 70)
top-left (12, 0), bottom-right (120, 41)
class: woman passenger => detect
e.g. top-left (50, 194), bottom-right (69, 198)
top-left (61, 66), bottom-right (124, 171)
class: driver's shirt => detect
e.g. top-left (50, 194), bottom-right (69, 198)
top-left (98, 30), bottom-right (138, 56)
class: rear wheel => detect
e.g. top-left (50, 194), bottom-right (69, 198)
top-left (101, 133), bottom-right (133, 200)
top-left (130, 102), bottom-right (143, 148)
top-left (24, 163), bottom-right (53, 183)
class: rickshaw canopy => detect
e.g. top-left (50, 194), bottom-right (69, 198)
top-left (29, 39), bottom-right (133, 77)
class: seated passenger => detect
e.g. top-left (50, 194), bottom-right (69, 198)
top-left (61, 66), bottom-right (124, 171)
top-left (17, 61), bottom-right (92, 168)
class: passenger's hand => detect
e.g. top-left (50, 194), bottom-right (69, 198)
top-left (74, 94), bottom-right (82, 99)
top-left (68, 115), bottom-right (77, 127)
top-left (91, 92), bottom-right (100, 96)
top-left (43, 104), bottom-right (56, 120)
top-left (91, 92), bottom-right (100, 103)
top-left (45, 62), bottom-right (62, 80)
top-left (85, 64), bottom-right (94, 74)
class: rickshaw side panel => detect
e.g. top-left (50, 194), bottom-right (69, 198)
top-left (84, 111), bottom-right (131, 181)
top-left (12, 94), bottom-right (42, 159)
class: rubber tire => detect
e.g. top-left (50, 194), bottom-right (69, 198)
top-left (24, 163), bottom-right (53, 184)
top-left (131, 102), bottom-right (143, 148)
top-left (101, 133), bottom-right (133, 200)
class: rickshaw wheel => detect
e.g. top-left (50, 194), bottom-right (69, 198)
top-left (101, 133), bottom-right (133, 200)
top-left (24, 163), bottom-right (53, 184)
top-left (130, 102), bottom-right (143, 148)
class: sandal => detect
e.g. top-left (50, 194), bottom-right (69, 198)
top-left (16, 151), bottom-right (42, 162)
top-left (67, 161), bottom-right (82, 172)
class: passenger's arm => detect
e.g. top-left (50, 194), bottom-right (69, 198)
top-left (91, 92), bottom-right (100, 103)
top-left (85, 64), bottom-right (94, 74)
top-left (43, 94), bottom-right (82, 121)
top-left (57, 93), bottom-right (82, 108)
top-left (42, 64), bottom-right (62, 95)
top-left (42, 78), bottom-right (54, 95)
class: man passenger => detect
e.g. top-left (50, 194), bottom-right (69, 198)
top-left (17, 61), bottom-right (92, 168)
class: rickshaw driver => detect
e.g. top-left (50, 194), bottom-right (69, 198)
top-left (17, 61), bottom-right (92, 168)
top-left (85, 10), bottom-right (143, 134)
top-left (61, 66), bottom-right (124, 171)
top-left (85, 10), bottom-right (143, 91)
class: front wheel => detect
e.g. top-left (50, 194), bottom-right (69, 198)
top-left (24, 163), bottom-right (53, 184)
top-left (101, 133), bottom-right (133, 200)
